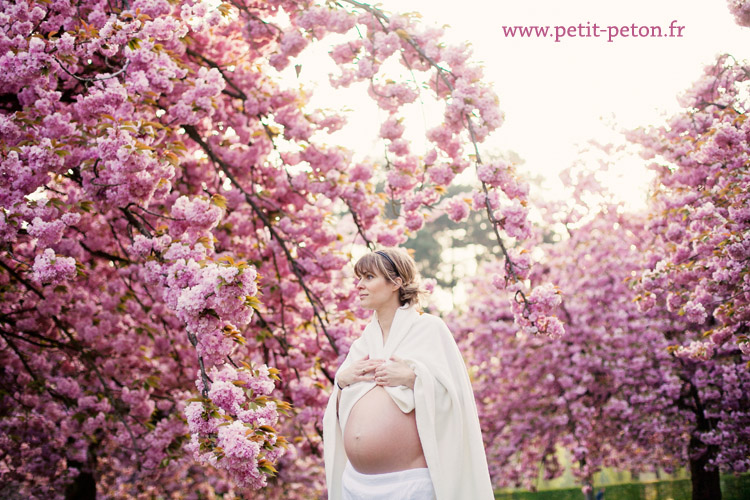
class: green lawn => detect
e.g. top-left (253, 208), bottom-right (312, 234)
top-left (494, 474), bottom-right (750, 500)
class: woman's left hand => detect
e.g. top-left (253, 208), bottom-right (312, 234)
top-left (374, 356), bottom-right (416, 389)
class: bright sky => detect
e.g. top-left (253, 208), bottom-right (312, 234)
top-left (290, 0), bottom-right (750, 207)
top-left (279, 0), bottom-right (750, 310)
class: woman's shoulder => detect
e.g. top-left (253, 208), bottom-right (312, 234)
top-left (413, 310), bottom-right (452, 336)
top-left (408, 311), bottom-right (462, 361)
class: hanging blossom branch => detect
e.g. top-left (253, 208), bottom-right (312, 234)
top-left (340, 0), bottom-right (536, 321)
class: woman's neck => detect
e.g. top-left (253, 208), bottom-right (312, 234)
top-left (375, 302), bottom-right (400, 341)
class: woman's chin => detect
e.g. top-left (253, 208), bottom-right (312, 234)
top-left (358, 298), bottom-right (375, 310)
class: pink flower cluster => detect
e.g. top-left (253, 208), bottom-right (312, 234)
top-left (510, 282), bottom-right (565, 338)
top-left (186, 364), bottom-right (286, 490)
top-left (674, 340), bottom-right (716, 361)
top-left (496, 199), bottom-right (531, 240)
top-left (169, 67), bottom-right (225, 124)
top-left (169, 195), bottom-right (225, 240)
top-left (727, 0), bottom-right (750, 26)
top-left (31, 248), bottom-right (77, 286)
top-left (27, 213), bottom-right (79, 248)
top-left (477, 160), bottom-right (529, 200)
top-left (145, 241), bottom-right (258, 366)
top-left (444, 196), bottom-right (471, 222)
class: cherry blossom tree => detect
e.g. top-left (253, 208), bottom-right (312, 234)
top-left (628, 53), bottom-right (750, 357)
top-left (453, 39), bottom-right (750, 499)
top-left (626, 50), bottom-right (750, 500)
top-left (0, 0), bottom-right (558, 497)
top-left (451, 170), bottom-right (686, 496)
top-left (454, 161), bottom-right (749, 500)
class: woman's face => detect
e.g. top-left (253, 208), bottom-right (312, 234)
top-left (356, 269), bottom-right (400, 310)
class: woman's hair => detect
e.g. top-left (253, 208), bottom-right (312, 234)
top-left (354, 247), bottom-right (427, 306)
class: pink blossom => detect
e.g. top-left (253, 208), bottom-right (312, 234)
top-left (404, 211), bottom-right (424, 231)
top-left (31, 249), bottom-right (76, 285)
top-left (372, 31), bottom-right (401, 58)
top-left (379, 116), bottom-right (405, 141)
top-left (674, 340), bottom-right (715, 361)
top-left (727, 0), bottom-right (750, 26)
top-left (185, 401), bottom-right (216, 435)
top-left (170, 195), bottom-right (224, 236)
top-left (445, 196), bottom-right (470, 222)
top-left (386, 169), bottom-right (416, 191)
top-left (739, 339), bottom-right (750, 356)
top-left (208, 379), bottom-right (245, 413)
top-left (357, 58), bottom-right (378, 78)
top-left (330, 40), bottom-right (363, 64)
top-left (27, 217), bottom-right (66, 248)
top-left (428, 163), bottom-right (456, 185)
top-left (683, 300), bottom-right (708, 324)
top-left (529, 283), bottom-right (563, 310)
top-left (499, 200), bottom-right (531, 239)
top-left (664, 222), bottom-right (683, 242)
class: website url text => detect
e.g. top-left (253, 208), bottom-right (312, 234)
top-left (501, 21), bottom-right (685, 43)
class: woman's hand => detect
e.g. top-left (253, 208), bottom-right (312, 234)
top-left (374, 356), bottom-right (416, 389)
top-left (337, 355), bottom-right (383, 389)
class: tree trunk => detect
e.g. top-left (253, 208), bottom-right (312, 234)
top-left (683, 375), bottom-right (722, 500)
top-left (582, 479), bottom-right (595, 500)
top-left (65, 470), bottom-right (96, 500)
top-left (689, 435), bottom-right (722, 500)
top-left (579, 460), bottom-right (595, 500)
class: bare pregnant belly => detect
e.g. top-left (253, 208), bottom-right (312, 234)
top-left (344, 386), bottom-right (427, 474)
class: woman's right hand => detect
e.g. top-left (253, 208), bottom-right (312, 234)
top-left (337, 355), bottom-right (383, 389)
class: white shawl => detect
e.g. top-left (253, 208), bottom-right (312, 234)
top-left (322, 305), bottom-right (494, 499)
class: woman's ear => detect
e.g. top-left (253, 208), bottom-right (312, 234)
top-left (392, 277), bottom-right (403, 291)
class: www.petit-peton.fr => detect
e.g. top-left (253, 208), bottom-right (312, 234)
top-left (502, 20), bottom-right (685, 43)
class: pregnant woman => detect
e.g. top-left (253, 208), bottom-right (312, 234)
top-left (323, 248), bottom-right (494, 499)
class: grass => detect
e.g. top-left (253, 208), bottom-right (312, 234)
top-left (493, 474), bottom-right (750, 500)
